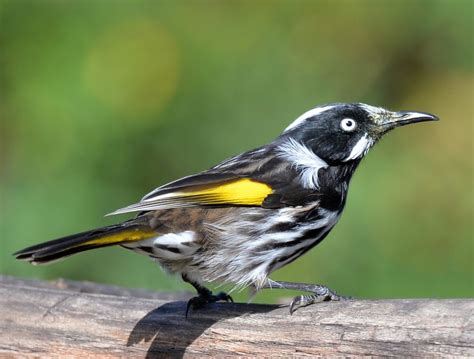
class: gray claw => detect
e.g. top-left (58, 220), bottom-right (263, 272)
top-left (289, 295), bottom-right (303, 315)
top-left (289, 291), bottom-right (352, 314)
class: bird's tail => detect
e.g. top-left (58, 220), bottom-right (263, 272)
top-left (14, 221), bottom-right (156, 265)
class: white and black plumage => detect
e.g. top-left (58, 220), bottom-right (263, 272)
top-left (14, 103), bottom-right (438, 314)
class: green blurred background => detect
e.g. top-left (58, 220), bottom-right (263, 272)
top-left (1, 0), bottom-right (472, 303)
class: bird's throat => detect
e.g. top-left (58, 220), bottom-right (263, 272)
top-left (317, 162), bottom-right (360, 211)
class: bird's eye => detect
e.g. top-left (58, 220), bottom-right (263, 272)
top-left (340, 118), bottom-right (357, 132)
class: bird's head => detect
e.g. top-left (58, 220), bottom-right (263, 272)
top-left (282, 103), bottom-right (438, 164)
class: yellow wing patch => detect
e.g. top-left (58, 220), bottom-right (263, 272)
top-left (181, 178), bottom-right (273, 206)
top-left (108, 178), bottom-right (274, 215)
top-left (77, 228), bottom-right (157, 247)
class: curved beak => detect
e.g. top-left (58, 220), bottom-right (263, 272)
top-left (380, 111), bottom-right (439, 130)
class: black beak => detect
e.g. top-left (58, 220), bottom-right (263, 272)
top-left (381, 111), bottom-right (439, 129)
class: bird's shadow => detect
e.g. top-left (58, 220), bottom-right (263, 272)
top-left (127, 300), bottom-right (278, 358)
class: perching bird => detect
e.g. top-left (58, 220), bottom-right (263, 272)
top-left (14, 103), bottom-right (438, 314)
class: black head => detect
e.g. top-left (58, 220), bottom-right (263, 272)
top-left (282, 103), bottom-right (438, 164)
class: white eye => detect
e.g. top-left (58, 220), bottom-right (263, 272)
top-left (340, 118), bottom-right (357, 132)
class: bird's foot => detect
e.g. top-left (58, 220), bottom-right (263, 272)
top-left (185, 291), bottom-right (233, 318)
top-left (261, 280), bottom-right (351, 314)
top-left (289, 285), bottom-right (351, 314)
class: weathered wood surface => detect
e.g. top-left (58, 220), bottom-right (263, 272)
top-left (0, 276), bottom-right (472, 357)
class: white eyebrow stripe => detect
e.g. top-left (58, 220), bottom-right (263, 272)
top-left (358, 103), bottom-right (386, 115)
top-left (284, 105), bottom-right (335, 132)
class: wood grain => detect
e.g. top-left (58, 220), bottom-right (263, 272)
top-left (1, 276), bottom-right (472, 357)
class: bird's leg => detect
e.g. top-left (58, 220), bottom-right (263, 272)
top-left (262, 279), bottom-right (351, 314)
top-left (182, 274), bottom-right (233, 318)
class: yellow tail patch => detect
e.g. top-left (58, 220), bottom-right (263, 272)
top-left (182, 178), bottom-right (273, 206)
top-left (78, 228), bottom-right (157, 247)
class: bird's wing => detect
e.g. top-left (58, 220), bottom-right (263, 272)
top-left (108, 146), bottom-right (320, 216)
top-left (108, 172), bottom-right (274, 215)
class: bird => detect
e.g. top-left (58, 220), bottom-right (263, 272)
top-left (14, 103), bottom-right (438, 315)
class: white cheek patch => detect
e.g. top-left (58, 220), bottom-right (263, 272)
top-left (344, 133), bottom-right (374, 161)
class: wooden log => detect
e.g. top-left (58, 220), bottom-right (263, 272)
top-left (0, 275), bottom-right (472, 357)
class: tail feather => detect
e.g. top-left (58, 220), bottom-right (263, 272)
top-left (14, 222), bottom-right (156, 265)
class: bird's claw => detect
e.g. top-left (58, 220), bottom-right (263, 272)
top-left (215, 291), bottom-right (234, 303)
top-left (185, 291), bottom-right (233, 318)
top-left (289, 289), bottom-right (351, 315)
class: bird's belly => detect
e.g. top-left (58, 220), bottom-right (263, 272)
top-left (192, 206), bottom-right (342, 289)
top-left (122, 206), bottom-right (341, 289)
